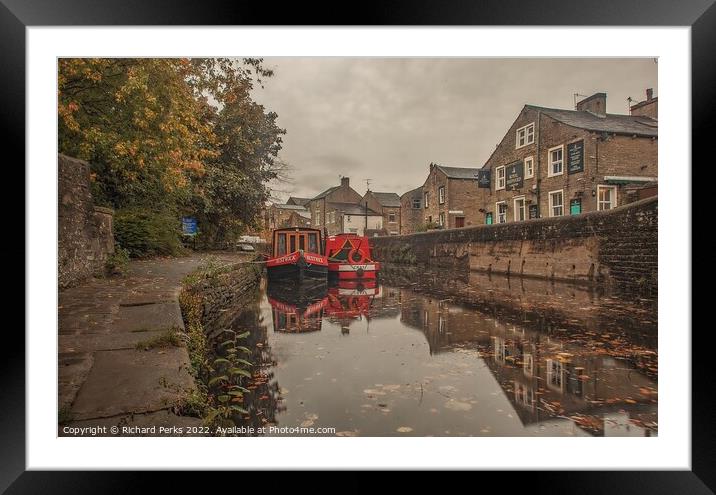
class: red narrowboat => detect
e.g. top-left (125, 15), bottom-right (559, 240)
top-left (325, 233), bottom-right (380, 280)
top-left (266, 228), bottom-right (328, 282)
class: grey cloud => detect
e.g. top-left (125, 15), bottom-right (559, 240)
top-left (254, 58), bottom-right (657, 201)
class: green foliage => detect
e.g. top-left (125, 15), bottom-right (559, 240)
top-left (114, 208), bottom-right (185, 257)
top-left (105, 245), bottom-right (130, 275)
top-left (135, 327), bottom-right (183, 350)
top-left (58, 58), bottom-right (286, 247)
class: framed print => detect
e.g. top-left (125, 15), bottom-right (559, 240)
top-left (5, 0), bottom-right (709, 490)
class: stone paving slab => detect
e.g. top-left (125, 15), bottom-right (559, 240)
top-left (70, 347), bottom-right (197, 420)
top-left (59, 329), bottom-right (173, 353)
top-left (113, 301), bottom-right (184, 333)
top-left (58, 252), bottom-right (252, 428)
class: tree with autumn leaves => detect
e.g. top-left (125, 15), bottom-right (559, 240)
top-left (58, 58), bottom-right (285, 253)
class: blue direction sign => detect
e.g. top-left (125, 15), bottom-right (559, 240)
top-left (182, 217), bottom-right (198, 236)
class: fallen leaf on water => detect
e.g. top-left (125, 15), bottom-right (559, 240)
top-left (396, 426), bottom-right (413, 433)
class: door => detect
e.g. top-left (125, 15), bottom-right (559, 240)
top-left (455, 216), bottom-right (465, 228)
top-left (570, 198), bottom-right (582, 215)
top-left (485, 212), bottom-right (493, 225)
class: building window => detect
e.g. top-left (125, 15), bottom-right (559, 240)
top-left (597, 185), bottom-right (618, 211)
top-left (496, 166), bottom-right (506, 190)
top-left (549, 190), bottom-right (564, 217)
top-left (388, 212), bottom-right (396, 223)
top-left (438, 186), bottom-right (445, 204)
top-left (548, 145), bottom-right (564, 177)
top-left (438, 212), bottom-right (445, 226)
top-left (516, 123), bottom-right (535, 148)
top-left (346, 215), bottom-right (351, 223)
top-left (496, 201), bottom-right (508, 223)
top-left (412, 198), bottom-right (421, 209)
top-left (424, 192), bottom-right (429, 208)
top-left (513, 196), bottom-right (526, 221)
top-left (524, 156), bottom-right (534, 179)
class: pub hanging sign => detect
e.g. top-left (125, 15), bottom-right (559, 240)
top-left (567, 140), bottom-right (585, 175)
top-left (505, 161), bottom-right (524, 190)
top-left (477, 169), bottom-right (491, 188)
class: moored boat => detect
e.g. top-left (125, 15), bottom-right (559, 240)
top-left (325, 233), bottom-right (380, 280)
top-left (266, 228), bottom-right (328, 283)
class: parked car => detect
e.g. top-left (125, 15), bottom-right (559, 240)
top-left (237, 243), bottom-right (256, 252)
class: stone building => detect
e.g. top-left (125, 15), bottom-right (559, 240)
top-left (306, 177), bottom-right (386, 236)
top-left (362, 191), bottom-right (402, 235)
top-left (630, 88), bottom-right (658, 119)
top-left (324, 202), bottom-right (383, 236)
top-left (421, 164), bottom-right (482, 229)
top-left (399, 186), bottom-right (424, 234)
top-left (478, 91), bottom-right (657, 224)
top-left (267, 203), bottom-right (311, 230)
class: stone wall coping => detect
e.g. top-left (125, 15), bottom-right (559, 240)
top-left (382, 196), bottom-right (657, 241)
top-left (93, 206), bottom-right (115, 215)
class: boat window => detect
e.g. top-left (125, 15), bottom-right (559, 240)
top-left (308, 233), bottom-right (319, 253)
top-left (289, 235), bottom-right (296, 253)
top-left (277, 233), bottom-right (287, 256)
top-left (299, 235), bottom-right (305, 251)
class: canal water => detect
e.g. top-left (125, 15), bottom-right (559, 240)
top-left (210, 266), bottom-right (657, 437)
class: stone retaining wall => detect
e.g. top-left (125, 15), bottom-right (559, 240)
top-left (372, 197), bottom-right (657, 294)
top-left (58, 154), bottom-right (115, 288)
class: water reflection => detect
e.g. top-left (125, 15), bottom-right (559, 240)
top-left (209, 269), bottom-right (657, 437)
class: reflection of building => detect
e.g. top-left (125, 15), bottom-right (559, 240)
top-left (396, 283), bottom-right (657, 436)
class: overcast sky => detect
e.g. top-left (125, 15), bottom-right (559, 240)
top-left (250, 58), bottom-right (657, 202)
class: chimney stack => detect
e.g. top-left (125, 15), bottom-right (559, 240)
top-left (646, 88), bottom-right (653, 101)
top-left (340, 176), bottom-right (350, 188)
top-left (576, 92), bottom-right (607, 117)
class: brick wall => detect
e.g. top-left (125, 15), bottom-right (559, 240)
top-left (372, 196), bottom-right (657, 294)
top-left (58, 154), bottom-right (115, 288)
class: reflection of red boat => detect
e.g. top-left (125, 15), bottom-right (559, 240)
top-left (267, 283), bottom-right (328, 333)
top-left (266, 228), bottom-right (328, 282)
top-left (325, 234), bottom-right (380, 280)
top-left (325, 280), bottom-right (380, 319)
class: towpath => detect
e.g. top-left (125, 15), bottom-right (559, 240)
top-left (58, 252), bottom-right (250, 435)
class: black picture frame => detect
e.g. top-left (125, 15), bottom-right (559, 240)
top-left (5, 0), bottom-right (706, 491)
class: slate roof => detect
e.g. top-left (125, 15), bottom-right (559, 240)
top-left (526, 105), bottom-right (658, 137)
top-left (401, 186), bottom-right (423, 199)
top-left (312, 186), bottom-right (341, 200)
top-left (286, 196), bottom-right (311, 206)
top-left (435, 165), bottom-right (483, 179)
top-left (370, 192), bottom-right (401, 207)
top-left (273, 203), bottom-right (309, 211)
top-left (328, 202), bottom-right (381, 216)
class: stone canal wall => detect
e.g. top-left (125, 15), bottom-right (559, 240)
top-left (58, 154), bottom-right (115, 288)
top-left (181, 260), bottom-right (263, 331)
top-left (372, 197), bottom-right (657, 293)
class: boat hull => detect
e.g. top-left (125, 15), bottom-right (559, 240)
top-left (327, 262), bottom-right (380, 280)
top-left (266, 251), bottom-right (328, 283)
